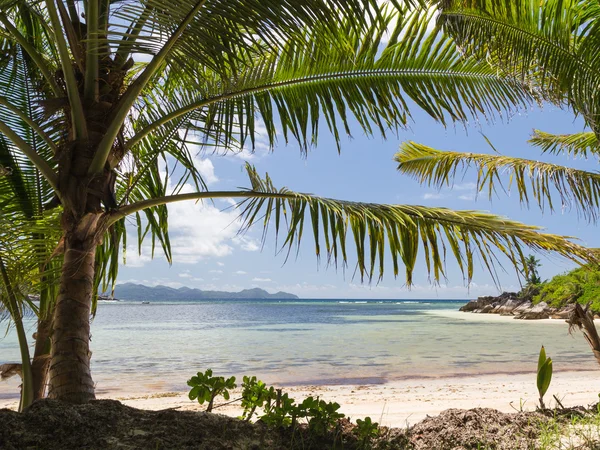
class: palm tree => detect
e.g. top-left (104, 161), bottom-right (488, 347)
top-left (396, 0), bottom-right (600, 361)
top-left (523, 255), bottom-right (542, 286)
top-left (0, 0), bottom-right (593, 404)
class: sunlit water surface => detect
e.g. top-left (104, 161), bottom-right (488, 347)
top-left (0, 299), bottom-right (595, 399)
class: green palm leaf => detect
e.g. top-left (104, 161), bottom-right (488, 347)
top-left (238, 164), bottom-right (596, 284)
top-left (396, 141), bottom-right (600, 221)
top-left (529, 130), bottom-right (600, 158)
top-left (111, 163), bottom-right (597, 286)
top-left (127, 7), bottom-right (533, 156)
top-left (437, 0), bottom-right (600, 132)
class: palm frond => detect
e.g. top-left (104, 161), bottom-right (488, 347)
top-left (437, 0), bottom-right (600, 131)
top-left (114, 163), bottom-right (596, 286)
top-left (126, 7), bottom-right (533, 156)
top-left (107, 0), bottom-right (401, 69)
top-left (529, 129), bottom-right (600, 158)
top-left (396, 141), bottom-right (600, 221)
top-left (238, 163), bottom-right (596, 285)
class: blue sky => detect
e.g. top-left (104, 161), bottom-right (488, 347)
top-left (117, 101), bottom-right (597, 299)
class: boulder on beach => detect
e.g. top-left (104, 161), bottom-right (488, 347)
top-left (460, 295), bottom-right (576, 321)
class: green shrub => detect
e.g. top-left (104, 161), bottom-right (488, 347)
top-left (187, 369), bottom-right (237, 412)
top-left (354, 416), bottom-right (380, 448)
top-left (260, 391), bottom-right (297, 428)
top-left (298, 396), bottom-right (345, 436)
top-left (240, 376), bottom-right (277, 421)
top-left (187, 371), bottom-right (349, 437)
top-left (533, 265), bottom-right (600, 311)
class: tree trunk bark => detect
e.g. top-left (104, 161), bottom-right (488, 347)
top-left (47, 232), bottom-right (97, 403)
top-left (568, 303), bottom-right (600, 366)
top-left (32, 317), bottom-right (52, 400)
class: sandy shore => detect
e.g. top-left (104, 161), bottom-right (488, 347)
top-left (3, 370), bottom-right (599, 427)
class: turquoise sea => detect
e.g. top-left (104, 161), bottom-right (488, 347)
top-left (0, 299), bottom-right (596, 400)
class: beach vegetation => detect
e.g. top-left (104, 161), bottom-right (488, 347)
top-left (524, 256), bottom-right (543, 287)
top-left (0, 0), bottom-right (596, 406)
top-left (298, 396), bottom-right (346, 436)
top-left (354, 416), bottom-right (381, 448)
top-left (260, 391), bottom-right (297, 428)
top-left (518, 255), bottom-right (544, 300)
top-left (187, 369), bottom-right (236, 412)
top-left (240, 375), bottom-right (277, 422)
top-left (537, 346), bottom-right (553, 410)
top-left (534, 265), bottom-right (600, 312)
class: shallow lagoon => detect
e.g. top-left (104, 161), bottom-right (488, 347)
top-left (0, 299), bottom-right (595, 399)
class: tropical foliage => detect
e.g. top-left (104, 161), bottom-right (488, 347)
top-left (396, 0), bottom-right (600, 239)
top-left (396, 0), bottom-right (600, 364)
top-left (533, 265), bottom-right (600, 311)
top-left (523, 255), bottom-right (542, 286)
top-left (0, 0), bottom-right (595, 405)
top-left (435, 0), bottom-right (600, 134)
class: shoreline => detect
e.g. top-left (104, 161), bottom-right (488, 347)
top-left (2, 370), bottom-right (600, 427)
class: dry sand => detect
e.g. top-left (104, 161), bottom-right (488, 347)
top-left (3, 370), bottom-right (599, 427)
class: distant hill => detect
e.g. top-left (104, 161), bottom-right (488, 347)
top-left (112, 283), bottom-right (299, 301)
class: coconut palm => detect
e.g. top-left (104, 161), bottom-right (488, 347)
top-left (522, 255), bottom-right (542, 286)
top-left (0, 0), bottom-right (594, 404)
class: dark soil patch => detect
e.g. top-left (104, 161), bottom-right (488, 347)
top-left (408, 408), bottom-right (547, 450)
top-left (0, 400), bottom-right (551, 449)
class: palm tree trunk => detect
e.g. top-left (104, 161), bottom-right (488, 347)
top-left (32, 316), bottom-right (52, 400)
top-left (568, 303), bottom-right (600, 366)
top-left (47, 233), bottom-right (97, 403)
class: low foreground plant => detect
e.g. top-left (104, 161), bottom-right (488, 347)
top-left (355, 416), bottom-right (380, 448)
top-left (299, 396), bottom-right (346, 436)
top-left (537, 346), bottom-right (553, 410)
top-left (187, 369), bottom-right (237, 412)
top-left (240, 376), bottom-right (277, 421)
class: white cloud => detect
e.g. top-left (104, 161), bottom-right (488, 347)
top-left (209, 270), bottom-right (223, 274)
top-left (220, 119), bottom-right (273, 161)
top-left (166, 199), bottom-right (241, 263)
top-left (232, 236), bottom-right (261, 252)
top-left (252, 277), bottom-right (272, 282)
top-left (179, 272), bottom-right (193, 278)
top-left (124, 178), bottom-right (261, 266)
top-left (235, 270), bottom-right (247, 275)
top-left (458, 194), bottom-right (476, 201)
top-left (217, 262), bottom-right (225, 266)
top-left (454, 182), bottom-right (477, 191)
top-left (423, 192), bottom-right (443, 200)
top-left (117, 278), bottom-right (184, 289)
top-left (122, 244), bottom-right (153, 268)
top-left (192, 156), bottom-right (218, 185)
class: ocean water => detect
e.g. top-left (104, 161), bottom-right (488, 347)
top-left (0, 299), bottom-right (597, 399)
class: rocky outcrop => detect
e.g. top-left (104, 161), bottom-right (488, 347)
top-left (460, 293), bottom-right (577, 320)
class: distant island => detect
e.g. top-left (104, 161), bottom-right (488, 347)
top-left (111, 283), bottom-right (299, 301)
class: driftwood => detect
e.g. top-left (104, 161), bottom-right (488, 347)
top-left (567, 303), bottom-right (600, 366)
top-left (0, 363), bottom-right (22, 381)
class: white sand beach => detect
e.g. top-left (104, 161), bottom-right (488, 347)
top-left (3, 370), bottom-right (599, 427)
